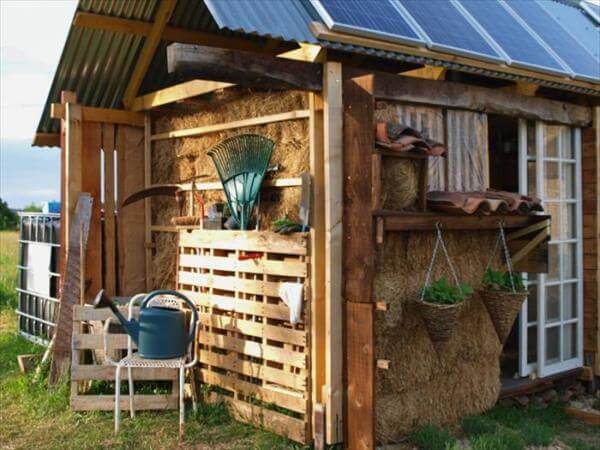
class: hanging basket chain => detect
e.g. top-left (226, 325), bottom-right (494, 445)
top-left (485, 222), bottom-right (517, 294)
top-left (420, 224), bottom-right (461, 302)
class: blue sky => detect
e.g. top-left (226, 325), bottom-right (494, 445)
top-left (0, 0), bottom-right (75, 208)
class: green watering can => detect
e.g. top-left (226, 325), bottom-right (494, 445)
top-left (93, 290), bottom-right (197, 359)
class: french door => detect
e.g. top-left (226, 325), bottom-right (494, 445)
top-left (518, 120), bottom-right (584, 378)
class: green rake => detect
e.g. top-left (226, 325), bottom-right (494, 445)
top-left (207, 134), bottom-right (274, 230)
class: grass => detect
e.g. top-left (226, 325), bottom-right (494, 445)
top-left (0, 231), bottom-right (307, 449)
top-left (410, 424), bottom-right (457, 450)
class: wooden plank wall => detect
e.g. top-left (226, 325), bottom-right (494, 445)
top-left (582, 107), bottom-right (599, 375)
top-left (177, 230), bottom-right (312, 444)
top-left (446, 110), bottom-right (489, 191)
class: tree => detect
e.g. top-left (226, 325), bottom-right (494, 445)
top-left (23, 202), bottom-right (42, 213)
top-left (0, 198), bottom-right (18, 230)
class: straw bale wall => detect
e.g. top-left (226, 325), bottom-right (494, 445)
top-left (374, 100), bottom-right (504, 442)
top-left (149, 88), bottom-right (309, 289)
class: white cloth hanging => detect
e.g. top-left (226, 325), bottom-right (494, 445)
top-left (278, 282), bottom-right (304, 324)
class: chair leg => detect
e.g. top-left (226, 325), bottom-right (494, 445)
top-left (190, 368), bottom-right (198, 415)
top-left (128, 367), bottom-right (135, 418)
top-left (115, 365), bottom-right (122, 435)
top-left (179, 366), bottom-right (185, 439)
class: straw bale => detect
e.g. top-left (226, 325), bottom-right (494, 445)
top-left (381, 158), bottom-right (419, 210)
top-left (151, 232), bottom-right (178, 290)
top-left (375, 231), bottom-right (503, 443)
top-left (150, 88), bottom-right (309, 289)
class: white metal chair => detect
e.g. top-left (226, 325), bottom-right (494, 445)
top-left (102, 293), bottom-right (199, 436)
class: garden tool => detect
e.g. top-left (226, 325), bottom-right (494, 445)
top-left (208, 134), bottom-right (274, 230)
top-left (93, 290), bottom-right (197, 359)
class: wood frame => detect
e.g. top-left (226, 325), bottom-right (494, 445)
top-left (51, 104), bottom-right (145, 127)
top-left (121, 0), bottom-right (177, 108)
top-left (131, 79), bottom-right (234, 111)
top-left (323, 61), bottom-right (344, 445)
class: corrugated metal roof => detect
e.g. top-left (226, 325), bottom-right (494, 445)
top-left (203, 0), bottom-right (319, 43)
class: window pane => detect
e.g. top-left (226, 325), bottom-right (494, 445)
top-left (527, 161), bottom-right (537, 197)
top-left (527, 121), bottom-right (536, 157)
top-left (562, 243), bottom-right (577, 280)
top-left (546, 285), bottom-right (560, 322)
top-left (560, 203), bottom-right (575, 239)
top-left (545, 203), bottom-right (561, 240)
top-left (563, 283), bottom-right (577, 319)
top-left (562, 163), bottom-right (575, 199)
top-left (544, 126), bottom-right (559, 158)
top-left (547, 244), bottom-right (560, 281)
top-left (545, 326), bottom-right (560, 364)
top-left (527, 325), bottom-right (537, 364)
top-left (544, 162), bottom-right (560, 198)
top-left (563, 323), bottom-right (577, 360)
top-left (561, 128), bottom-right (573, 159)
top-left (527, 285), bottom-right (538, 323)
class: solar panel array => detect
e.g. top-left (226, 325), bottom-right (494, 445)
top-left (311, 0), bottom-right (600, 82)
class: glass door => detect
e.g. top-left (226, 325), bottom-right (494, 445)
top-left (518, 120), bottom-right (583, 378)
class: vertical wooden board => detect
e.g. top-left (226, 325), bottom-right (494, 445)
top-left (343, 69), bottom-right (376, 450)
top-left (342, 70), bottom-right (375, 301)
top-left (446, 110), bottom-right (489, 191)
top-left (346, 302), bottom-right (374, 450)
top-left (144, 115), bottom-right (153, 291)
top-left (65, 102), bottom-right (83, 260)
top-left (309, 92), bottom-right (326, 440)
top-left (323, 61), bottom-right (344, 445)
top-left (103, 124), bottom-right (117, 296)
top-left (81, 122), bottom-right (102, 301)
top-left (117, 125), bottom-right (146, 295)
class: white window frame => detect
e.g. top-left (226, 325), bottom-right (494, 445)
top-left (517, 120), bottom-right (584, 378)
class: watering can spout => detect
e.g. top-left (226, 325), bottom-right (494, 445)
top-left (92, 290), bottom-right (140, 344)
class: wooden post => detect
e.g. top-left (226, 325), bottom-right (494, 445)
top-left (144, 114), bottom-right (153, 291)
top-left (309, 91), bottom-right (326, 442)
top-left (323, 61), bottom-right (344, 445)
top-left (343, 69), bottom-right (376, 450)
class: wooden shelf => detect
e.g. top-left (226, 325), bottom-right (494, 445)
top-left (373, 211), bottom-right (550, 231)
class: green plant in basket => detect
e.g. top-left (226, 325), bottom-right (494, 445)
top-left (421, 277), bottom-right (474, 305)
top-left (483, 268), bottom-right (525, 292)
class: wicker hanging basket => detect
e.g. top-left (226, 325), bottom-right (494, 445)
top-left (481, 290), bottom-right (527, 344)
top-left (416, 298), bottom-right (467, 350)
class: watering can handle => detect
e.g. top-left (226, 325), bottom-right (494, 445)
top-left (141, 290), bottom-right (198, 346)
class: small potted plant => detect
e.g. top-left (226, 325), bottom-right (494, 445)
top-left (417, 277), bottom-right (474, 349)
top-left (480, 268), bottom-right (528, 344)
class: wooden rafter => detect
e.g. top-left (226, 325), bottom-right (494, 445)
top-left (50, 104), bottom-right (145, 127)
top-left (32, 132), bottom-right (60, 147)
top-left (72, 11), bottom-right (292, 56)
top-left (121, 0), bottom-right (177, 108)
top-left (131, 79), bottom-right (234, 111)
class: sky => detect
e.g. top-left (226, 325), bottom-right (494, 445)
top-left (0, 0), bottom-right (75, 208)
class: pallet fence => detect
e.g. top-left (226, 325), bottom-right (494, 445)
top-left (177, 230), bottom-right (311, 444)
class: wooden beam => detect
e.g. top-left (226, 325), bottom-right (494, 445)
top-left (278, 43), bottom-right (326, 63)
top-left (372, 71), bottom-right (592, 126)
top-left (144, 115), bottom-right (152, 291)
top-left (323, 61), bottom-right (344, 445)
top-left (310, 22), bottom-right (600, 94)
top-left (343, 69), bottom-right (376, 450)
top-left (309, 91), bottom-right (326, 441)
top-left (402, 65), bottom-right (446, 80)
top-left (65, 102), bottom-right (83, 258)
top-left (167, 44), bottom-right (322, 92)
top-left (51, 104), bottom-right (145, 127)
top-left (131, 79), bottom-right (234, 111)
top-left (121, 0), bottom-right (176, 108)
top-left (73, 11), bottom-right (292, 55)
top-left (32, 132), bottom-right (60, 147)
top-left (150, 110), bottom-right (310, 141)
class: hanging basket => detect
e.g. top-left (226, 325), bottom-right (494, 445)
top-left (416, 298), bottom-right (467, 350)
top-left (480, 289), bottom-right (528, 344)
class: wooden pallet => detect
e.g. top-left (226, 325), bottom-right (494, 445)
top-left (70, 305), bottom-right (178, 411)
top-left (177, 230), bottom-right (311, 444)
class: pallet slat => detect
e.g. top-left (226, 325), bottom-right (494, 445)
top-left (179, 230), bottom-right (308, 255)
top-left (179, 254), bottom-right (307, 277)
top-left (71, 394), bottom-right (177, 411)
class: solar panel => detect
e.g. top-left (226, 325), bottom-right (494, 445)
top-left (541, 0), bottom-right (599, 61)
top-left (395, 0), bottom-right (502, 62)
top-left (457, 0), bottom-right (569, 76)
top-left (507, 0), bottom-right (599, 82)
top-left (311, 0), bottom-right (424, 46)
